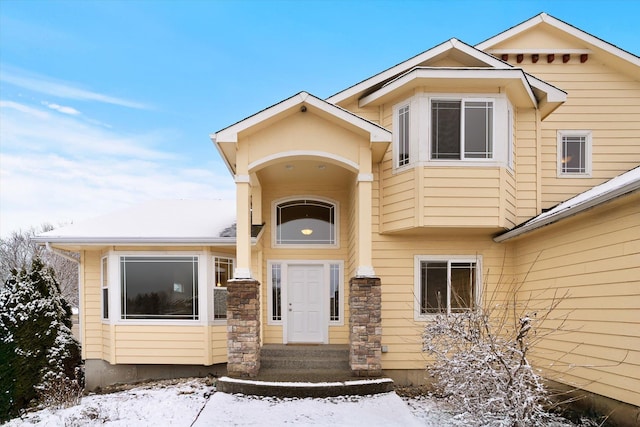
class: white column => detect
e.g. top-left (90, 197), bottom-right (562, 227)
top-left (234, 175), bottom-right (252, 279)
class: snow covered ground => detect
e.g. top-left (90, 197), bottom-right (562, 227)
top-left (4, 377), bottom-right (578, 426)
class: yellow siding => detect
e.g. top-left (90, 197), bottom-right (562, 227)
top-left (495, 28), bottom-right (640, 210)
top-left (113, 325), bottom-right (206, 364)
top-left (82, 251), bottom-right (103, 360)
top-left (512, 193), bottom-right (640, 406)
top-left (372, 232), bottom-right (515, 369)
top-left (210, 325), bottom-right (227, 363)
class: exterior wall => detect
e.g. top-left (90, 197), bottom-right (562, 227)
top-left (494, 29), bottom-right (640, 209)
top-left (514, 108), bottom-right (541, 223)
top-left (372, 231), bottom-right (515, 370)
top-left (511, 192), bottom-right (640, 407)
top-left (81, 250), bottom-right (103, 360)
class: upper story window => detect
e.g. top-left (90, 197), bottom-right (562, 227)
top-left (558, 130), bottom-right (592, 177)
top-left (431, 99), bottom-right (493, 160)
top-left (275, 199), bottom-right (336, 246)
top-left (393, 95), bottom-right (507, 169)
top-left (120, 256), bottom-right (198, 320)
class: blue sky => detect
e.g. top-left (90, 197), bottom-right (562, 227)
top-left (1, 0), bottom-right (638, 236)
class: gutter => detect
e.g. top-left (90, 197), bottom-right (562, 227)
top-left (494, 178), bottom-right (640, 243)
top-left (34, 237), bottom-right (248, 246)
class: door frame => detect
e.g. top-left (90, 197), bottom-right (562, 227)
top-left (267, 260), bottom-right (344, 344)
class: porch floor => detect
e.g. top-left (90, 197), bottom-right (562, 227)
top-left (217, 344), bottom-right (394, 397)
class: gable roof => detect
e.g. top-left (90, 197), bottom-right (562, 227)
top-left (212, 91), bottom-right (392, 175)
top-left (494, 166), bottom-right (640, 242)
top-left (476, 12), bottom-right (640, 76)
top-left (33, 199), bottom-right (238, 246)
top-left (326, 37), bottom-right (566, 116)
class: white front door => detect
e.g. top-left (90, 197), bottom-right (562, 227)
top-left (287, 264), bottom-right (324, 343)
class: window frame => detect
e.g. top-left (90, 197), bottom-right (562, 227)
top-left (414, 255), bottom-right (482, 320)
top-left (392, 94), bottom-right (509, 173)
top-left (430, 97), bottom-right (495, 161)
top-left (115, 253), bottom-right (204, 325)
top-left (557, 130), bottom-right (592, 178)
top-left (101, 256), bottom-right (109, 321)
top-left (211, 255), bottom-right (234, 323)
top-left (393, 101), bottom-right (412, 168)
top-left (272, 197), bottom-right (339, 249)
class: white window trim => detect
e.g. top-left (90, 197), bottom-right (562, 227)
top-left (107, 251), bottom-right (208, 326)
top-left (267, 260), bottom-right (345, 330)
top-left (413, 255), bottom-right (482, 321)
top-left (210, 254), bottom-right (234, 325)
top-left (271, 196), bottom-right (340, 249)
top-left (101, 255), bottom-right (109, 322)
top-left (557, 130), bottom-right (592, 178)
top-left (392, 93), bottom-right (510, 173)
top-left (392, 100), bottom-right (413, 170)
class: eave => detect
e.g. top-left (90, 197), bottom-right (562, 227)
top-left (358, 67), bottom-right (538, 109)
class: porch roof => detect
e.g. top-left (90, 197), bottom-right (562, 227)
top-left (211, 91), bottom-right (393, 176)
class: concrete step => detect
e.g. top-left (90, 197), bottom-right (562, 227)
top-left (260, 344), bottom-right (350, 370)
top-left (216, 375), bottom-right (394, 398)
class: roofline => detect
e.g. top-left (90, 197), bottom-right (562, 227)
top-left (476, 12), bottom-right (640, 68)
top-left (358, 67), bottom-right (538, 108)
top-left (494, 175), bottom-right (640, 243)
top-left (213, 91), bottom-right (392, 144)
top-left (326, 38), bottom-right (512, 105)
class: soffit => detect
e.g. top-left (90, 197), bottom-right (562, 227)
top-left (358, 67), bottom-right (537, 109)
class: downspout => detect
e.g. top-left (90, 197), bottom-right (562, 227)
top-left (45, 243), bottom-right (83, 350)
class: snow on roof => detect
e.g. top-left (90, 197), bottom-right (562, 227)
top-left (495, 166), bottom-right (640, 242)
top-left (35, 199), bottom-right (237, 244)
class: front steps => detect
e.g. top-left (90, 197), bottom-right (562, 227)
top-left (216, 344), bottom-right (394, 397)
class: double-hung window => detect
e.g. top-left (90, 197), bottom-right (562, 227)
top-left (396, 104), bottom-right (411, 167)
top-left (415, 256), bottom-right (480, 318)
top-left (120, 256), bottom-right (199, 320)
top-left (431, 99), bottom-right (493, 160)
top-left (558, 130), bottom-right (592, 177)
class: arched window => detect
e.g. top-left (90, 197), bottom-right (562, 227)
top-left (275, 199), bottom-right (336, 245)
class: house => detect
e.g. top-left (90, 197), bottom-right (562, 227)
top-left (36, 13), bottom-right (639, 423)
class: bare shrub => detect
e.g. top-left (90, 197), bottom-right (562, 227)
top-left (423, 259), bottom-right (567, 426)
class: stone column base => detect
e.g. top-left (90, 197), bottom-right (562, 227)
top-left (349, 277), bottom-right (382, 377)
top-left (226, 279), bottom-right (261, 378)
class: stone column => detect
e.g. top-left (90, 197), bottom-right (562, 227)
top-left (349, 277), bottom-right (382, 377)
top-left (226, 279), bottom-right (261, 378)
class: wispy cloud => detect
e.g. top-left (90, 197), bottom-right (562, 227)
top-left (41, 101), bottom-right (81, 116)
top-left (0, 100), bottom-right (234, 235)
top-left (1, 65), bottom-right (150, 110)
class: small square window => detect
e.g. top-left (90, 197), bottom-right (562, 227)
top-left (558, 131), bottom-right (592, 177)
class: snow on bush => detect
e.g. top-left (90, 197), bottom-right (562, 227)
top-left (422, 275), bottom-right (567, 426)
top-left (0, 258), bottom-right (83, 422)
